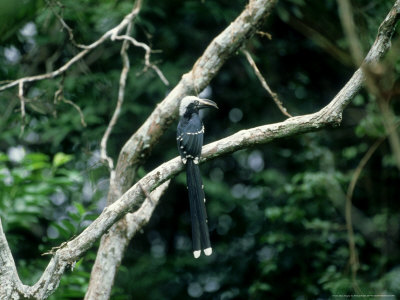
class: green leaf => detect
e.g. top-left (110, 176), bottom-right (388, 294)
top-left (53, 153), bottom-right (74, 168)
top-left (73, 202), bottom-right (86, 216)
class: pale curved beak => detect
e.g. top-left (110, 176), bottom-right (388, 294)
top-left (197, 98), bottom-right (219, 110)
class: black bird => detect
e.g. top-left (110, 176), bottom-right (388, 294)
top-left (177, 96), bottom-right (218, 258)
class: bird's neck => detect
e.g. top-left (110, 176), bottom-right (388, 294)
top-left (183, 110), bottom-right (199, 120)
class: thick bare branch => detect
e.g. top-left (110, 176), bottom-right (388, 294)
top-left (0, 219), bottom-right (25, 300)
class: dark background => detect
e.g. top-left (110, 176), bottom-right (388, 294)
top-left (0, 0), bottom-right (399, 299)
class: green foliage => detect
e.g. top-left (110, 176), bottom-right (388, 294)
top-left (0, 150), bottom-right (76, 232)
top-left (0, 149), bottom-right (98, 298)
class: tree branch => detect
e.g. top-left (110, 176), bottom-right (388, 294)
top-left (242, 49), bottom-right (292, 118)
top-left (113, 35), bottom-right (169, 86)
top-left (46, 0), bottom-right (91, 50)
top-left (100, 12), bottom-right (136, 175)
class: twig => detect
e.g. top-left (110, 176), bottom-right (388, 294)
top-left (46, 0), bottom-right (90, 49)
top-left (54, 79), bottom-right (87, 127)
top-left (61, 99), bottom-right (87, 127)
top-left (337, 0), bottom-right (364, 66)
top-left (18, 82), bottom-right (26, 136)
top-left (345, 138), bottom-right (384, 293)
top-left (100, 27), bottom-right (134, 174)
top-left (256, 30), bottom-right (272, 39)
top-left (242, 49), bottom-right (292, 118)
top-left (377, 98), bottom-right (400, 171)
top-left (113, 35), bottom-right (169, 86)
top-left (346, 138), bottom-right (385, 202)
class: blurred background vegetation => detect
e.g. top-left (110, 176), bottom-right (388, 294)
top-left (0, 0), bottom-right (399, 299)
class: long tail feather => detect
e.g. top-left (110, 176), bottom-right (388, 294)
top-left (186, 159), bottom-right (212, 258)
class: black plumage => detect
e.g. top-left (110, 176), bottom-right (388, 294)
top-left (177, 96), bottom-right (218, 258)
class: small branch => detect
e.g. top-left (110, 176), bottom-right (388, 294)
top-left (18, 82), bottom-right (26, 135)
top-left (113, 35), bottom-right (169, 86)
top-left (61, 99), bottom-right (87, 127)
top-left (345, 138), bottom-right (384, 292)
top-left (377, 98), bottom-right (400, 171)
top-left (46, 0), bottom-right (90, 49)
top-left (100, 24), bottom-right (134, 175)
top-left (337, 0), bottom-right (365, 66)
top-left (54, 79), bottom-right (87, 127)
top-left (256, 30), bottom-right (272, 39)
top-left (243, 49), bottom-right (292, 118)
top-left (346, 138), bottom-right (385, 203)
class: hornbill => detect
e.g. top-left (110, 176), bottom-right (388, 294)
top-left (177, 96), bottom-right (218, 258)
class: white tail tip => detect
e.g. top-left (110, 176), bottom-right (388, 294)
top-left (204, 248), bottom-right (212, 256)
top-left (193, 250), bottom-right (201, 258)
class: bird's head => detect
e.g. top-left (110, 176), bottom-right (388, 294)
top-left (179, 96), bottom-right (218, 117)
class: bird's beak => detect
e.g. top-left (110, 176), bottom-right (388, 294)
top-left (197, 98), bottom-right (219, 110)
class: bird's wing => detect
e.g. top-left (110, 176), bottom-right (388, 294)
top-left (177, 131), bottom-right (203, 160)
top-left (177, 123), bottom-right (204, 159)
